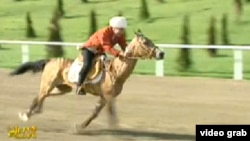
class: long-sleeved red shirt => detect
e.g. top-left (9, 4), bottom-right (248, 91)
top-left (81, 26), bottom-right (127, 57)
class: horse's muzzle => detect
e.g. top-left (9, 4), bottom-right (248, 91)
top-left (155, 51), bottom-right (165, 60)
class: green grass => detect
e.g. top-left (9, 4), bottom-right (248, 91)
top-left (1, 0), bottom-right (250, 79)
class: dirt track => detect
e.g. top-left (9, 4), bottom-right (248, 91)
top-left (1, 69), bottom-right (250, 141)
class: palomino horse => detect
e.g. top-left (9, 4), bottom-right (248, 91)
top-left (10, 30), bottom-right (165, 129)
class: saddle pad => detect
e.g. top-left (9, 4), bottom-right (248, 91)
top-left (68, 59), bottom-right (82, 83)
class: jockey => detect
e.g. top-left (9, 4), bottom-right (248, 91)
top-left (76, 16), bottom-right (128, 95)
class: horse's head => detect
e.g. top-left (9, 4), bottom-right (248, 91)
top-left (125, 29), bottom-right (164, 60)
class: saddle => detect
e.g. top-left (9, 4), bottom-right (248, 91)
top-left (68, 55), bottom-right (107, 84)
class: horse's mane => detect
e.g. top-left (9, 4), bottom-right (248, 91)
top-left (105, 56), bottom-right (117, 72)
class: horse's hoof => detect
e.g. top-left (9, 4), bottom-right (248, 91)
top-left (108, 118), bottom-right (119, 129)
top-left (18, 112), bottom-right (29, 122)
top-left (73, 123), bottom-right (85, 134)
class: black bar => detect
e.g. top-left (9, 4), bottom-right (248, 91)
top-left (196, 124), bottom-right (250, 141)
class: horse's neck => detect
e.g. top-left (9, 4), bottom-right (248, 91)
top-left (111, 57), bottom-right (137, 83)
top-left (109, 38), bottom-right (138, 83)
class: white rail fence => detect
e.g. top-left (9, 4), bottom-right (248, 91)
top-left (0, 40), bottom-right (250, 80)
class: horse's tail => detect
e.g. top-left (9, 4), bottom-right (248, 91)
top-left (10, 59), bottom-right (50, 76)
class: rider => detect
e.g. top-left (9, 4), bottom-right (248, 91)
top-left (76, 16), bottom-right (128, 95)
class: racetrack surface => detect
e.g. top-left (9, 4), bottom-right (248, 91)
top-left (1, 69), bottom-right (250, 141)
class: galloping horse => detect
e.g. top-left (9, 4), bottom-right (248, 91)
top-left (10, 30), bottom-right (165, 129)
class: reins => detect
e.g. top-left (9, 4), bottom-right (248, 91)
top-left (107, 40), bottom-right (157, 85)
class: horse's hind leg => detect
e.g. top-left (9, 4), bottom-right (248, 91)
top-left (18, 82), bottom-right (57, 122)
top-left (18, 69), bottom-right (60, 122)
top-left (34, 84), bottom-right (72, 113)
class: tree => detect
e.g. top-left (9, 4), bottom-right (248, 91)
top-left (26, 12), bottom-right (36, 38)
top-left (207, 16), bottom-right (217, 57)
top-left (117, 11), bottom-right (123, 16)
top-left (156, 0), bottom-right (165, 3)
top-left (234, 0), bottom-right (243, 22)
top-left (176, 15), bottom-right (192, 71)
top-left (221, 13), bottom-right (230, 45)
top-left (46, 8), bottom-right (64, 58)
top-left (52, 8), bottom-right (62, 23)
top-left (139, 0), bottom-right (150, 20)
top-left (88, 9), bottom-right (97, 38)
top-left (57, 0), bottom-right (65, 17)
top-left (81, 0), bottom-right (88, 3)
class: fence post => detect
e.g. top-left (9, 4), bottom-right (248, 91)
top-left (155, 50), bottom-right (164, 77)
top-left (233, 50), bottom-right (243, 80)
top-left (21, 44), bottom-right (29, 63)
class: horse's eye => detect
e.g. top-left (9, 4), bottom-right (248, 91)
top-left (143, 39), bottom-right (148, 44)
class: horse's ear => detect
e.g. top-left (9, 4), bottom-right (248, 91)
top-left (137, 29), bottom-right (142, 33)
top-left (134, 30), bottom-right (139, 36)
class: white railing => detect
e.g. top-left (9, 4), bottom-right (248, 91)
top-left (1, 40), bottom-right (250, 80)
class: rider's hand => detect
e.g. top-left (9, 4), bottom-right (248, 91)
top-left (118, 52), bottom-right (126, 58)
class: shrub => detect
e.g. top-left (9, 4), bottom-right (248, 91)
top-left (221, 13), bottom-right (230, 45)
top-left (207, 16), bottom-right (217, 57)
top-left (57, 0), bottom-right (65, 17)
top-left (176, 15), bottom-right (192, 71)
top-left (88, 9), bottom-right (97, 38)
top-left (139, 0), bottom-right (150, 20)
top-left (46, 8), bottom-right (64, 58)
top-left (26, 12), bottom-right (37, 38)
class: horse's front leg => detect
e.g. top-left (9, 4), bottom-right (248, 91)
top-left (105, 95), bottom-right (119, 128)
top-left (77, 97), bottom-right (106, 129)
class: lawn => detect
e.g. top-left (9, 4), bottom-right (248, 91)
top-left (0, 0), bottom-right (250, 79)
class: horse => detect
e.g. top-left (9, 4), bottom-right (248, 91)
top-left (10, 29), bottom-right (165, 129)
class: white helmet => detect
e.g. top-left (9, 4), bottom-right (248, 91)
top-left (109, 16), bottom-right (127, 29)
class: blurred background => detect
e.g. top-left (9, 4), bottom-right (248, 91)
top-left (1, 1), bottom-right (250, 141)
top-left (0, 0), bottom-right (250, 79)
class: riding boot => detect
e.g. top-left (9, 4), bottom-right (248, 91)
top-left (76, 84), bottom-right (86, 95)
top-left (76, 68), bottom-right (88, 95)
top-left (76, 48), bottom-right (95, 95)
top-left (76, 71), bottom-right (87, 95)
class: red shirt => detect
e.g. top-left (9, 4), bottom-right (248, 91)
top-left (81, 26), bottom-right (127, 57)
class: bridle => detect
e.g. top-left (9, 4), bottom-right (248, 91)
top-left (124, 38), bottom-right (157, 60)
top-left (109, 36), bottom-right (158, 84)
